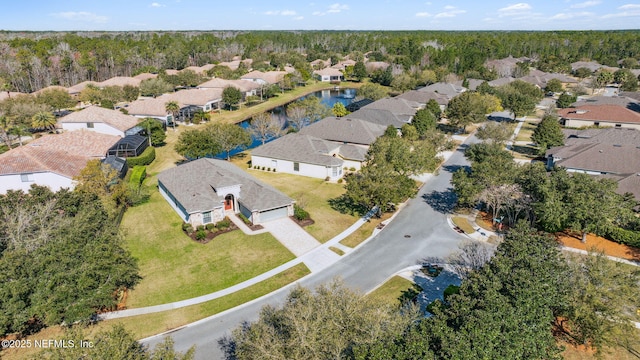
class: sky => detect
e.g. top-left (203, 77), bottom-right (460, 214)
top-left (1, 1), bottom-right (640, 31)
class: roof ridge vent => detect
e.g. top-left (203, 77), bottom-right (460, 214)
top-left (575, 109), bottom-right (588, 114)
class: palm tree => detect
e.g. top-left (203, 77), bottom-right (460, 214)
top-left (165, 101), bottom-right (180, 131)
top-left (9, 125), bottom-right (29, 146)
top-left (31, 111), bottom-right (57, 131)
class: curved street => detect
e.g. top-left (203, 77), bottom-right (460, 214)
top-left (141, 135), bottom-right (476, 359)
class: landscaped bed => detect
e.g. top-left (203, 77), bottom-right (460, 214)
top-left (557, 231), bottom-right (640, 262)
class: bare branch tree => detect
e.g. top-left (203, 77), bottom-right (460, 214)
top-left (445, 240), bottom-right (497, 280)
top-left (248, 112), bottom-right (284, 145)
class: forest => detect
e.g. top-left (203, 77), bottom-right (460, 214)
top-left (1, 30), bottom-right (640, 93)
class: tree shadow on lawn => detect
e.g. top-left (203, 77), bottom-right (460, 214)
top-left (328, 195), bottom-right (369, 217)
top-left (422, 188), bottom-right (458, 214)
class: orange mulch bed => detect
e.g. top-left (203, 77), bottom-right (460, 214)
top-left (556, 231), bottom-right (640, 262)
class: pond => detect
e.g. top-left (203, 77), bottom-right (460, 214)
top-left (217, 88), bottom-right (357, 159)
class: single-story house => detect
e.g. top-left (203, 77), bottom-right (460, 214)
top-left (299, 116), bottom-right (386, 145)
top-left (98, 76), bottom-right (142, 88)
top-left (419, 82), bottom-right (466, 101)
top-left (126, 97), bottom-right (172, 124)
top-left (127, 88), bottom-right (223, 124)
top-left (67, 81), bottom-right (99, 97)
top-left (58, 105), bottom-right (142, 137)
top-left (348, 108), bottom-right (409, 129)
top-left (558, 104), bottom-right (640, 130)
top-left (361, 97), bottom-right (421, 123)
top-left (0, 130), bottom-right (119, 194)
top-left (197, 78), bottom-right (261, 99)
top-left (157, 158), bottom-right (294, 226)
top-left (251, 133), bottom-right (347, 180)
top-left (346, 98), bottom-right (374, 112)
top-left (313, 68), bottom-right (344, 82)
top-left (241, 70), bottom-right (287, 85)
top-left (485, 56), bottom-right (531, 77)
top-left (397, 90), bottom-right (449, 111)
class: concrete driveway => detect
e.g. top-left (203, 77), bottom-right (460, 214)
top-left (261, 217), bottom-right (321, 256)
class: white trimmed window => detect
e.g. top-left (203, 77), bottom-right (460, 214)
top-left (202, 211), bottom-right (212, 224)
top-left (20, 173), bottom-right (34, 182)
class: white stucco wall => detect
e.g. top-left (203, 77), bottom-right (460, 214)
top-left (0, 172), bottom-right (74, 194)
top-left (61, 122), bottom-right (125, 137)
top-left (251, 155), bottom-right (343, 180)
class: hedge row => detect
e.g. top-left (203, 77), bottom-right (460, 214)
top-left (604, 227), bottom-right (640, 248)
top-left (129, 166), bottom-right (147, 187)
top-left (126, 147), bottom-right (156, 167)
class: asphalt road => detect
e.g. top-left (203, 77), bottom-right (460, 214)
top-left (142, 136), bottom-right (475, 359)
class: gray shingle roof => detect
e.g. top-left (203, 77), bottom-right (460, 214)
top-left (348, 108), bottom-right (408, 128)
top-left (397, 90), bottom-right (449, 106)
top-left (361, 97), bottom-right (420, 122)
top-left (251, 133), bottom-right (343, 167)
top-left (548, 143), bottom-right (640, 175)
top-left (338, 144), bottom-right (367, 161)
top-left (299, 116), bottom-right (386, 145)
top-left (157, 158), bottom-right (293, 214)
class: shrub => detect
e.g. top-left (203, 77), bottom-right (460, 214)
top-left (325, 176), bottom-right (330, 181)
top-left (126, 147), bottom-right (156, 166)
top-left (182, 223), bottom-right (194, 234)
top-left (267, 167), bottom-right (271, 172)
top-left (129, 166), bottom-right (147, 187)
top-left (262, 166), bottom-right (266, 171)
top-left (337, 178), bottom-right (343, 184)
top-left (217, 217), bottom-right (231, 229)
top-left (294, 204), bottom-right (310, 221)
top-left (206, 223), bottom-right (216, 231)
top-left (196, 229), bottom-right (207, 240)
top-left (272, 168), bottom-right (276, 172)
top-left (349, 167), bottom-right (356, 171)
top-left (443, 284), bottom-right (460, 301)
top-left (604, 227), bottom-right (640, 248)
top-left (197, 225), bottom-right (205, 232)
top-left (238, 213), bottom-right (252, 225)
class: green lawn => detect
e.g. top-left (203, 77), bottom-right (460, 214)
top-left (515, 118), bottom-right (539, 143)
top-left (452, 216), bottom-right (475, 234)
top-left (231, 153), bottom-right (358, 243)
top-left (367, 276), bottom-right (418, 307)
top-left (122, 185), bottom-right (296, 308)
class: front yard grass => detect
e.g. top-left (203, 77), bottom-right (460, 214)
top-left (232, 152), bottom-right (357, 243)
top-left (515, 118), bottom-right (539, 143)
top-left (367, 276), bottom-right (417, 307)
top-left (340, 212), bottom-right (392, 248)
top-left (122, 185), bottom-right (296, 308)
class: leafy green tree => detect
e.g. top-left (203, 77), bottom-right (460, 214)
top-left (545, 78), bottom-right (563, 93)
top-left (222, 86), bottom-right (242, 110)
top-left (564, 252), bottom-right (640, 355)
top-left (425, 98), bottom-right (442, 119)
top-left (345, 164), bottom-right (417, 213)
top-left (122, 85), bottom-right (140, 102)
top-left (139, 118), bottom-right (166, 146)
top-left (383, 125), bottom-right (397, 137)
top-left (230, 279), bottom-right (417, 360)
top-left (573, 67), bottom-right (593, 79)
top-left (209, 122), bottom-right (252, 160)
top-left (249, 112), bottom-right (283, 145)
top-left (175, 128), bottom-right (221, 159)
top-left (356, 83), bottom-right (389, 101)
top-left (296, 96), bottom-right (331, 123)
top-left (595, 69), bottom-right (613, 87)
top-left (391, 73), bottom-right (417, 93)
top-left (411, 108), bottom-right (436, 136)
top-left (400, 124), bottom-right (418, 141)
top-left (31, 110), bottom-right (56, 130)
top-left (370, 66), bottom-right (393, 86)
top-left (445, 92), bottom-right (491, 132)
top-left (0, 187), bottom-right (140, 336)
top-left (164, 100), bottom-right (180, 131)
top-left (332, 102), bottom-right (349, 117)
top-left (556, 92), bottom-right (577, 108)
top-left (531, 115), bottom-right (564, 155)
top-left (353, 61), bottom-right (367, 81)
top-left (499, 90), bottom-right (537, 120)
top-left (36, 88), bottom-right (75, 112)
top-left (139, 78), bottom-right (173, 97)
top-left (476, 81), bottom-right (494, 95)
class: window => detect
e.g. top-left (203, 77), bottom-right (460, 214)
top-left (202, 211), bottom-right (212, 224)
top-left (20, 173), bottom-right (34, 182)
top-left (271, 160), bottom-right (277, 169)
top-left (332, 166), bottom-right (338, 177)
top-left (86, 122), bottom-right (94, 128)
top-left (615, 124), bottom-right (622, 128)
top-left (293, 162), bottom-right (299, 172)
top-left (593, 122), bottom-right (599, 127)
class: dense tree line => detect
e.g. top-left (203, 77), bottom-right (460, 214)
top-left (2, 30), bottom-right (640, 93)
top-left (0, 186), bottom-right (140, 337)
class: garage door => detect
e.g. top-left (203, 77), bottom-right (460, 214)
top-left (259, 206), bottom-right (289, 223)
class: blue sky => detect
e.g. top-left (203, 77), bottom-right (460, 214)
top-left (2, 1), bottom-right (640, 31)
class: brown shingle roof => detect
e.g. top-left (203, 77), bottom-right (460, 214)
top-left (252, 133), bottom-right (343, 167)
top-left (158, 158), bottom-right (293, 214)
top-left (58, 106), bottom-right (140, 132)
top-left (126, 98), bottom-right (169, 117)
top-left (313, 68), bottom-right (343, 77)
top-left (0, 130), bottom-right (118, 178)
top-left (558, 105), bottom-right (640, 124)
top-left (98, 77), bottom-right (142, 88)
top-left (197, 78), bottom-right (261, 92)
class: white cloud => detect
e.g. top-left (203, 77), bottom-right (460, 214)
top-left (51, 11), bottom-right (108, 23)
top-left (415, 12), bottom-right (431, 17)
top-left (150, 2), bottom-right (165, 7)
top-left (313, 3), bottom-right (349, 16)
top-left (294, 16), bottom-right (304, 20)
top-left (601, 3), bottom-right (640, 18)
top-left (550, 11), bottom-right (594, 19)
top-left (327, 3), bottom-right (349, 13)
top-left (265, 10), bottom-right (297, 16)
top-left (435, 7), bottom-right (466, 18)
top-left (498, 3), bottom-right (532, 17)
top-left (570, 1), bottom-right (600, 8)
top-left (619, 4), bottom-right (640, 9)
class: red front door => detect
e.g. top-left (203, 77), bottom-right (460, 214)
top-left (225, 198), bottom-right (232, 210)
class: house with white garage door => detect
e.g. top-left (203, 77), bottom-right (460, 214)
top-left (157, 158), bottom-right (294, 226)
